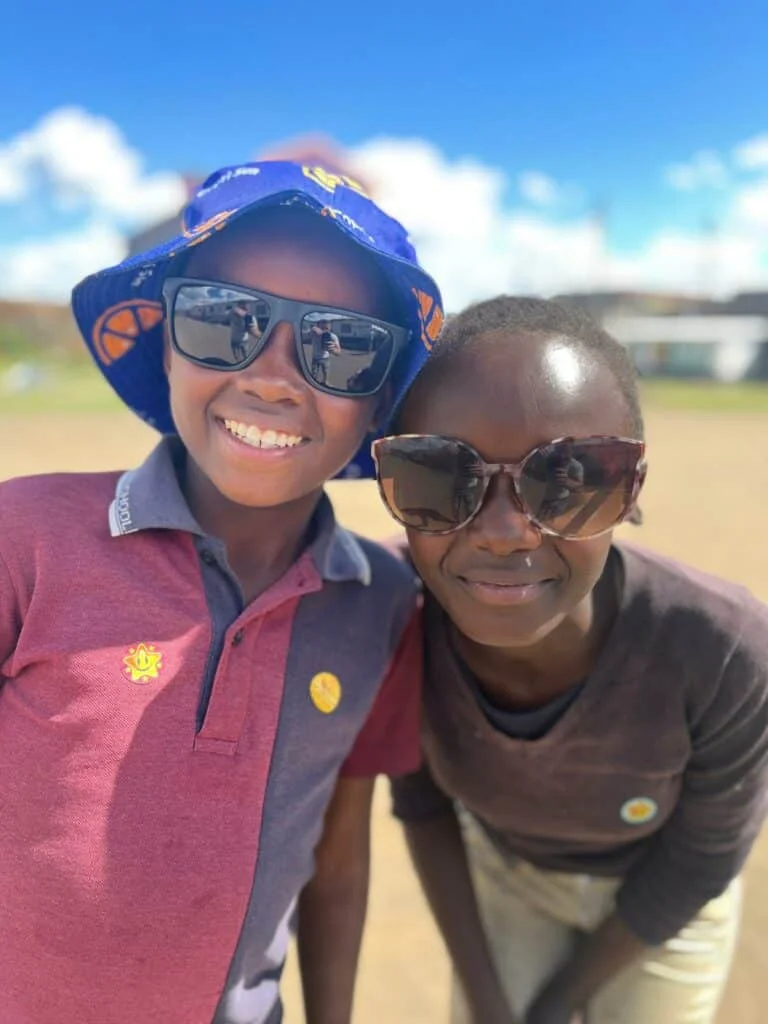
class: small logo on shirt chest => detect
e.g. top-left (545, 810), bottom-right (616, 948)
top-left (309, 672), bottom-right (342, 714)
top-left (620, 797), bottom-right (658, 825)
top-left (123, 643), bottom-right (163, 683)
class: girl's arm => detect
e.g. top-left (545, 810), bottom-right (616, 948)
top-left (393, 764), bottom-right (516, 1024)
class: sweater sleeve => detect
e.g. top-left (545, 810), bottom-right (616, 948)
top-left (615, 596), bottom-right (768, 945)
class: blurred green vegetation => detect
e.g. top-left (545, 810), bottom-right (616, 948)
top-left (1, 350), bottom-right (766, 417)
top-left (639, 379), bottom-right (768, 412)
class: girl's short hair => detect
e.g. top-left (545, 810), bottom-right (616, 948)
top-left (425, 295), bottom-right (644, 439)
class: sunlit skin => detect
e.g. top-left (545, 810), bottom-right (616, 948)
top-left (398, 329), bottom-right (643, 709)
top-left (165, 206), bottom-right (398, 598)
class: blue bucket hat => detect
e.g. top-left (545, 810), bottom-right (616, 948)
top-left (71, 159), bottom-right (444, 479)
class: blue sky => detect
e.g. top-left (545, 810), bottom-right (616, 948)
top-left (3, 0), bottom-right (768, 305)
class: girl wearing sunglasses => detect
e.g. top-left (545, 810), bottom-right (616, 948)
top-left (374, 297), bottom-right (768, 1024)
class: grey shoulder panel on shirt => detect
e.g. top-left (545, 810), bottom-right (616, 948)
top-left (354, 535), bottom-right (421, 649)
top-left (355, 534), bottom-right (419, 588)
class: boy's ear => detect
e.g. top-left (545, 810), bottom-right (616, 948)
top-left (162, 322), bottom-right (172, 375)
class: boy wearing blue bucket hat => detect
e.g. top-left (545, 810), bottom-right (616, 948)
top-left (0, 161), bottom-right (444, 1024)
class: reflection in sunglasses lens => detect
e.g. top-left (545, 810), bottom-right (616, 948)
top-left (521, 442), bottom-right (637, 537)
top-left (173, 285), bottom-right (268, 368)
top-left (299, 313), bottom-right (395, 394)
top-left (378, 438), bottom-right (484, 532)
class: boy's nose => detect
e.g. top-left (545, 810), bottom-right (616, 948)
top-left (236, 322), bottom-right (306, 403)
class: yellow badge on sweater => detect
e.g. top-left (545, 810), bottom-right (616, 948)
top-left (620, 797), bottom-right (658, 825)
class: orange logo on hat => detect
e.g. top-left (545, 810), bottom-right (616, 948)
top-left (123, 642), bottom-right (163, 684)
top-left (92, 300), bottom-right (164, 366)
top-left (181, 208), bottom-right (236, 247)
top-left (412, 289), bottom-right (445, 351)
top-left (302, 166), bottom-right (369, 197)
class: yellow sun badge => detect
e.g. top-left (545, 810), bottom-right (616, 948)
top-left (620, 797), bottom-right (658, 826)
top-left (309, 672), bottom-right (342, 714)
top-left (123, 642), bottom-right (163, 684)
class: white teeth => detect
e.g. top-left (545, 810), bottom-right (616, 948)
top-left (224, 419), bottom-right (303, 449)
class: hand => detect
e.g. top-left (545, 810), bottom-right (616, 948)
top-left (525, 984), bottom-right (582, 1024)
top-left (468, 1002), bottom-right (519, 1024)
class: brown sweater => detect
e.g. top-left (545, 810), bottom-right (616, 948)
top-left (392, 543), bottom-right (768, 945)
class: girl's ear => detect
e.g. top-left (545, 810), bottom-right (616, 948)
top-left (627, 505), bottom-right (644, 526)
top-left (627, 462), bottom-right (648, 526)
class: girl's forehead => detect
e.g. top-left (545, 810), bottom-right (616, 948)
top-left (402, 332), bottom-right (631, 440)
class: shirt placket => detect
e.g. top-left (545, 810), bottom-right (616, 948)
top-left (194, 553), bottom-right (323, 755)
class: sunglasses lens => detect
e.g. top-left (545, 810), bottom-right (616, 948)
top-left (172, 285), bottom-right (269, 368)
top-left (375, 437), bottom-right (485, 532)
top-left (299, 314), bottom-right (397, 395)
top-left (520, 440), bottom-right (642, 538)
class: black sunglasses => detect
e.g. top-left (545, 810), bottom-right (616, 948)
top-left (162, 277), bottom-right (410, 398)
top-left (372, 434), bottom-right (647, 540)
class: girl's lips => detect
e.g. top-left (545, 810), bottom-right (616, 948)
top-left (457, 577), bottom-right (555, 606)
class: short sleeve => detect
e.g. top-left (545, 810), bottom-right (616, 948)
top-left (340, 609), bottom-right (423, 778)
top-left (0, 547), bottom-right (22, 669)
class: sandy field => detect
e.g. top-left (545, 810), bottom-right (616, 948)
top-left (1, 403), bottom-right (767, 1023)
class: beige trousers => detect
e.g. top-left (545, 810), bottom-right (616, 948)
top-left (451, 817), bottom-right (741, 1024)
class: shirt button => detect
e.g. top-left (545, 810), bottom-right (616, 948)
top-left (232, 629), bottom-right (245, 646)
top-left (200, 549), bottom-right (216, 566)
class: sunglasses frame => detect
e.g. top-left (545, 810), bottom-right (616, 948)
top-left (162, 276), bottom-right (411, 399)
top-left (372, 433), bottom-right (647, 540)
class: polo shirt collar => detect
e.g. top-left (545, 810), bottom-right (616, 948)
top-left (108, 437), bottom-right (371, 585)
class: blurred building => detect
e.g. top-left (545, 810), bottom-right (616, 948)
top-left (0, 300), bottom-right (81, 356)
top-left (555, 290), bottom-right (768, 381)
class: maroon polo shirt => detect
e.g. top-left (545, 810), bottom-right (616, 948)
top-left (0, 439), bottom-right (422, 1024)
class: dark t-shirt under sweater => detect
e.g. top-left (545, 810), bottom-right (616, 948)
top-left (392, 542), bottom-right (768, 945)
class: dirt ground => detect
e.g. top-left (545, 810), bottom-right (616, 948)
top-left (2, 406), bottom-right (767, 1023)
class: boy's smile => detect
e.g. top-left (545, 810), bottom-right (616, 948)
top-left (221, 418), bottom-right (306, 450)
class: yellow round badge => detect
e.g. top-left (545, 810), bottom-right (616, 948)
top-left (309, 672), bottom-right (342, 714)
top-left (620, 797), bottom-right (658, 825)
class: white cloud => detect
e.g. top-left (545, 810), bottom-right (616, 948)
top-left (350, 139), bottom-right (768, 308)
top-left (0, 107), bottom-right (185, 228)
top-left (0, 221), bottom-right (126, 301)
top-left (352, 137), bottom-right (506, 244)
top-left (734, 133), bottom-right (768, 170)
top-left (4, 113), bottom-right (768, 305)
top-left (733, 179), bottom-right (768, 228)
top-left (518, 171), bottom-right (560, 206)
top-left (665, 149), bottom-right (728, 191)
